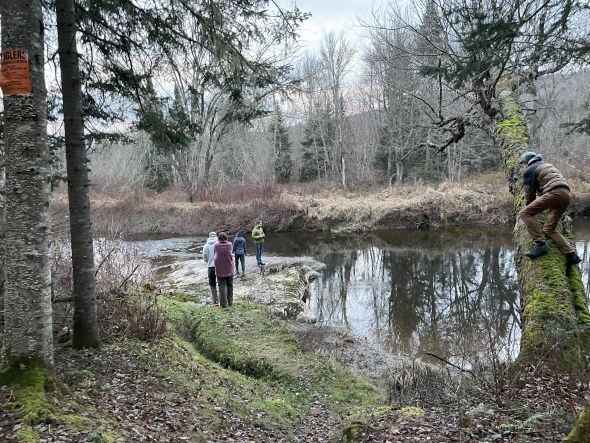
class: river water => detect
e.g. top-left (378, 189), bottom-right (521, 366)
top-left (127, 219), bottom-right (590, 363)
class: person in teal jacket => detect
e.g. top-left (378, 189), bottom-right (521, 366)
top-left (251, 220), bottom-right (266, 265)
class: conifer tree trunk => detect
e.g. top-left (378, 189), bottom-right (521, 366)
top-left (56, 0), bottom-right (101, 348)
top-left (1, 0), bottom-right (53, 365)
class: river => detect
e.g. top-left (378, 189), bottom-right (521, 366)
top-left (126, 219), bottom-right (590, 364)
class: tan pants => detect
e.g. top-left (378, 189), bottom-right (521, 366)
top-left (519, 187), bottom-right (575, 254)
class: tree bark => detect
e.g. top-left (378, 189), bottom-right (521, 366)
top-left (1, 0), bottom-right (54, 365)
top-left (495, 79), bottom-right (590, 374)
top-left (495, 83), bottom-right (590, 441)
top-left (563, 405), bottom-right (590, 442)
top-left (56, 0), bottom-right (101, 348)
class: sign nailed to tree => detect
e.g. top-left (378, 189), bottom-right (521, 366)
top-left (0, 49), bottom-right (31, 95)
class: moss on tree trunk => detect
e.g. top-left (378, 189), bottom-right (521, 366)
top-left (563, 406), bottom-right (590, 443)
top-left (0, 352), bottom-right (57, 441)
top-left (494, 81), bottom-right (590, 441)
top-left (494, 82), bottom-right (590, 374)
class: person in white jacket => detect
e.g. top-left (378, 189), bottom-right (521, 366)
top-left (202, 231), bottom-right (219, 306)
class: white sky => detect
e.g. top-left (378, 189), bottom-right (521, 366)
top-left (293, 0), bottom-right (375, 50)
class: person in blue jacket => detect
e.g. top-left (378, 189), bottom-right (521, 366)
top-left (232, 230), bottom-right (247, 276)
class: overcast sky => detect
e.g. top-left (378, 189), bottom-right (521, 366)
top-left (293, 0), bottom-right (375, 49)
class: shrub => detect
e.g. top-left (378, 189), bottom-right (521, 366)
top-left (98, 292), bottom-right (169, 343)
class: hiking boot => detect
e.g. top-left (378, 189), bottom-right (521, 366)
top-left (566, 252), bottom-right (582, 265)
top-left (525, 242), bottom-right (550, 259)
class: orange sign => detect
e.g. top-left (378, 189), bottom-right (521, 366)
top-left (0, 49), bottom-right (31, 95)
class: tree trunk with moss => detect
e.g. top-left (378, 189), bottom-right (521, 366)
top-left (495, 81), bottom-right (590, 441)
top-left (493, 80), bottom-right (590, 375)
top-left (1, 0), bottom-right (54, 365)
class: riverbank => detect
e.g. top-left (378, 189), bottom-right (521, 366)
top-left (1, 259), bottom-right (586, 442)
top-left (1, 258), bottom-right (387, 442)
top-left (82, 175), bottom-right (590, 237)
top-left (51, 175), bottom-right (530, 237)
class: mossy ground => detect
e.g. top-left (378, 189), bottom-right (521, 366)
top-left (178, 300), bottom-right (382, 413)
top-left (1, 298), bottom-right (384, 442)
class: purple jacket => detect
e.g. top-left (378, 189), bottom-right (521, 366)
top-left (214, 241), bottom-right (234, 278)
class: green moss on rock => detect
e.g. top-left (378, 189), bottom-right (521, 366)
top-left (398, 406), bottom-right (426, 418)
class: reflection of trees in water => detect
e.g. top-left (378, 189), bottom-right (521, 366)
top-left (580, 241), bottom-right (590, 304)
top-left (312, 244), bottom-right (519, 360)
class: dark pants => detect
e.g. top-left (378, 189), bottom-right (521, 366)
top-left (217, 275), bottom-right (233, 308)
top-left (208, 267), bottom-right (218, 303)
top-left (255, 243), bottom-right (264, 264)
top-left (235, 254), bottom-right (245, 274)
top-left (519, 187), bottom-right (575, 254)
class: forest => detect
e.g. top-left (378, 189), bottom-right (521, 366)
top-left (65, 4), bottom-right (590, 196)
top-left (3, 0), bottom-right (590, 442)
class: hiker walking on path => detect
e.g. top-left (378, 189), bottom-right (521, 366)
top-left (519, 151), bottom-right (582, 264)
top-left (214, 232), bottom-right (234, 308)
top-left (202, 231), bottom-right (219, 306)
top-left (252, 220), bottom-right (266, 266)
top-left (233, 230), bottom-right (247, 276)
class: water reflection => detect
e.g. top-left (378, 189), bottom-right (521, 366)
top-left (309, 227), bottom-right (521, 362)
top-left (572, 219), bottom-right (590, 301)
top-left (125, 219), bottom-right (590, 362)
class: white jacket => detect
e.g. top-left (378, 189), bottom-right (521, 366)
top-left (202, 236), bottom-right (217, 267)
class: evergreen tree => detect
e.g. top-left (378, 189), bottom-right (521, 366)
top-left (299, 114), bottom-right (333, 182)
top-left (143, 150), bottom-right (172, 193)
top-left (269, 108), bottom-right (292, 184)
top-left (56, 0), bottom-right (101, 349)
top-left (138, 86), bottom-right (195, 193)
top-left (77, 0), bottom-right (309, 196)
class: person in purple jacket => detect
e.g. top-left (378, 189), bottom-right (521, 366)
top-left (214, 232), bottom-right (234, 308)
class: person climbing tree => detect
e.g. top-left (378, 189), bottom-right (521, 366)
top-left (519, 151), bottom-right (582, 264)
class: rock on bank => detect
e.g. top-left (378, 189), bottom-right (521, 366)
top-left (161, 255), bottom-right (325, 324)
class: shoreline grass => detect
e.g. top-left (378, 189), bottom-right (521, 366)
top-left (51, 174), bottom-right (552, 237)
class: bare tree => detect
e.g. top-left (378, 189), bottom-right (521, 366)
top-left (319, 32), bottom-right (356, 187)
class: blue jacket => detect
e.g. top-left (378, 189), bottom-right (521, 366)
top-left (233, 231), bottom-right (247, 255)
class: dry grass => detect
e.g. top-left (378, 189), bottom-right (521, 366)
top-left (50, 174), bottom-right (570, 236)
top-left (293, 178), bottom-right (514, 232)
